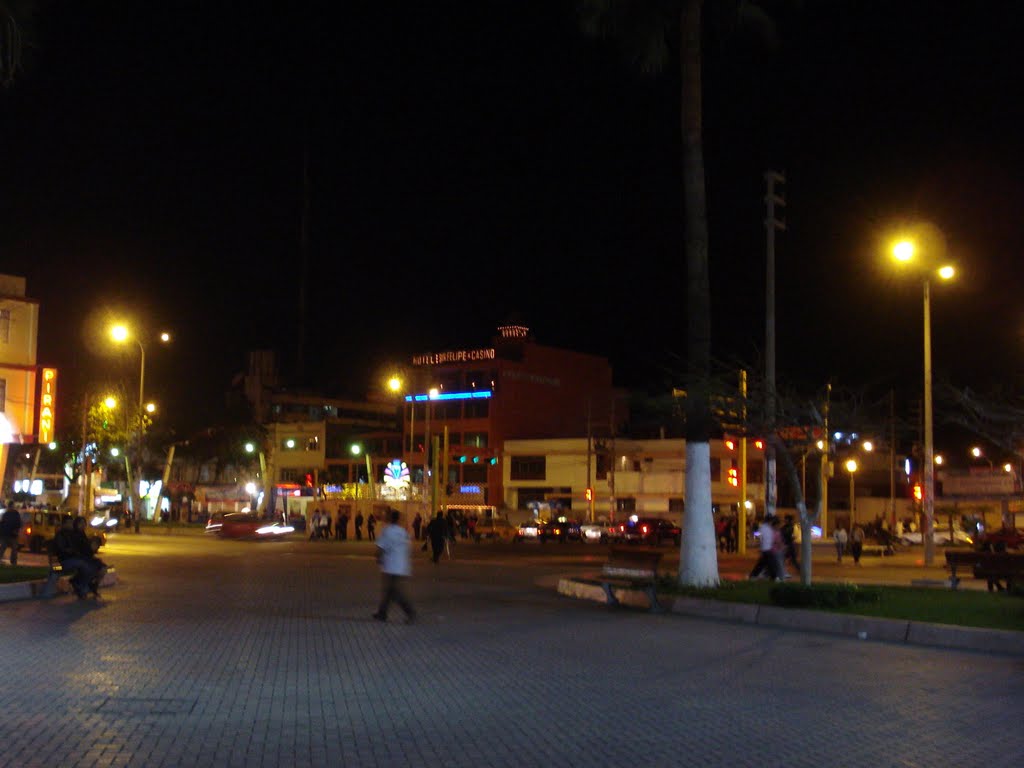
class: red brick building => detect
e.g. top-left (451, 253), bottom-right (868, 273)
top-left (403, 324), bottom-right (625, 509)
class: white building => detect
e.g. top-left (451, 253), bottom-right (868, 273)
top-left (502, 437), bottom-right (766, 523)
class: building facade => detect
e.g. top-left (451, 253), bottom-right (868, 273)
top-left (399, 324), bottom-right (625, 510)
top-left (0, 274), bottom-right (43, 490)
top-left (502, 436), bottom-right (767, 523)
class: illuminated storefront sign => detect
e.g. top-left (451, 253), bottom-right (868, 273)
top-left (38, 367), bottom-right (57, 444)
top-left (383, 460), bottom-right (411, 490)
top-left (412, 347), bottom-right (495, 366)
top-left (405, 390), bottom-right (492, 402)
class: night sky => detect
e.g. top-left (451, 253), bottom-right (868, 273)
top-left (3, 1), bottom-right (1023, 439)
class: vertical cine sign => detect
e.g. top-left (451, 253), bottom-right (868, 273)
top-left (38, 367), bottom-right (58, 444)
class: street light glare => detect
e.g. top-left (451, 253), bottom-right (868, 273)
top-left (862, 441), bottom-right (874, 452)
top-left (937, 265), bottom-right (955, 280)
top-left (934, 454), bottom-right (944, 465)
top-left (892, 240), bottom-right (915, 262)
top-left (111, 324), bottom-right (129, 342)
top-left (350, 444), bottom-right (362, 455)
top-left (104, 397), bottom-right (117, 409)
top-left (160, 332), bottom-right (171, 342)
top-left (1004, 463), bottom-right (1013, 473)
top-left (971, 446), bottom-right (982, 458)
top-left (387, 376), bottom-right (402, 393)
top-left (244, 442), bottom-right (255, 453)
top-left (145, 402), bottom-right (156, 413)
top-left (845, 459), bottom-right (858, 473)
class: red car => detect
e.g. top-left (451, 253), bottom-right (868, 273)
top-left (978, 527), bottom-right (1024, 551)
top-left (205, 512), bottom-right (293, 539)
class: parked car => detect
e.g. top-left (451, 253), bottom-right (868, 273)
top-left (616, 516), bottom-right (681, 546)
top-left (473, 517), bottom-right (517, 542)
top-left (514, 516), bottom-right (582, 543)
top-left (18, 510), bottom-right (105, 553)
top-left (580, 519), bottom-right (617, 544)
top-left (899, 528), bottom-right (973, 547)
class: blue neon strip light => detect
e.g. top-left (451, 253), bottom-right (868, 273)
top-left (405, 390), bottom-right (492, 402)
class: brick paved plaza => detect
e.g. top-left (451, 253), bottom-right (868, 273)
top-left (2, 535), bottom-right (1021, 767)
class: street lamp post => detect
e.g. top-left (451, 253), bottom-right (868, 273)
top-left (892, 238), bottom-right (954, 566)
top-left (845, 459), bottom-right (858, 528)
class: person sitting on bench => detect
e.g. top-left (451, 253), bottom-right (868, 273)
top-left (53, 516), bottom-right (101, 599)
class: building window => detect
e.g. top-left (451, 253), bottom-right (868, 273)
top-left (463, 399), bottom-right (489, 418)
top-left (0, 309), bottom-right (9, 343)
top-left (616, 497), bottom-right (637, 513)
top-left (709, 457), bottom-right (722, 482)
top-left (463, 432), bottom-right (487, 449)
top-left (462, 464), bottom-right (488, 483)
top-left (510, 455), bottom-right (545, 481)
top-left (669, 498), bottom-right (684, 514)
top-left (280, 468), bottom-right (299, 482)
top-left (306, 435), bottom-right (319, 451)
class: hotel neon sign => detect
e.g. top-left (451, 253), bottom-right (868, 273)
top-left (38, 367), bottom-right (58, 444)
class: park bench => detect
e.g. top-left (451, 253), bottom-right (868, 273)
top-left (42, 550), bottom-right (79, 598)
top-left (599, 546), bottom-right (665, 613)
top-left (43, 548), bottom-right (114, 598)
top-left (945, 550), bottom-right (1024, 592)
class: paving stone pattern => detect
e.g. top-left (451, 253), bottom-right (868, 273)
top-left (2, 538), bottom-right (1022, 767)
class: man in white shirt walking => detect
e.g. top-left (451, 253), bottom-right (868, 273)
top-left (372, 509), bottom-right (416, 624)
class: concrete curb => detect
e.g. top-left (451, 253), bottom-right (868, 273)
top-left (557, 576), bottom-right (1024, 657)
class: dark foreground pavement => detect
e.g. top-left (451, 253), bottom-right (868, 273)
top-left (2, 536), bottom-right (1022, 768)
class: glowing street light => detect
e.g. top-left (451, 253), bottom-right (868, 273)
top-left (934, 454), bottom-right (944, 466)
top-left (889, 231), bottom-right (956, 566)
top-left (845, 459), bottom-right (858, 527)
top-left (862, 441), bottom-right (874, 452)
top-left (1004, 463), bottom-right (1014, 474)
top-left (244, 442), bottom-right (256, 454)
top-left (104, 396), bottom-right (117, 409)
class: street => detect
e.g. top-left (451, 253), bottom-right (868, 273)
top-left (2, 533), bottom-right (1021, 767)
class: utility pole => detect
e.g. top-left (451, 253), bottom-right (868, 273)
top-left (586, 399), bottom-right (593, 522)
top-left (608, 398), bottom-right (616, 522)
top-left (821, 382), bottom-right (831, 536)
top-left (739, 370), bottom-right (748, 554)
top-left (889, 389), bottom-right (896, 531)
top-left (764, 170), bottom-right (786, 521)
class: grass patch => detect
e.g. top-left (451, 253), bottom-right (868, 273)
top-left (0, 566), bottom-right (49, 584)
top-left (656, 575), bottom-right (1024, 632)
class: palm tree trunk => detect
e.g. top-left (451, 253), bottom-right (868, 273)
top-left (678, 0), bottom-right (718, 586)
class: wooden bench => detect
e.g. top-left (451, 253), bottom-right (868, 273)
top-left (599, 546), bottom-right (665, 613)
top-left (945, 550), bottom-right (1024, 591)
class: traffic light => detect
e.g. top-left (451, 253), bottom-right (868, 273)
top-left (458, 455), bottom-right (466, 463)
top-left (585, 488), bottom-right (593, 502)
top-left (725, 438), bottom-right (736, 451)
top-left (728, 467), bottom-right (738, 487)
top-left (489, 457), bottom-right (497, 465)
top-left (754, 439), bottom-right (764, 450)
top-left (913, 483), bottom-right (923, 502)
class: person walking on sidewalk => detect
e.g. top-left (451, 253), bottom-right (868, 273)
top-left (354, 512), bottom-right (364, 541)
top-left (834, 524), bottom-right (848, 563)
top-left (426, 511), bottom-right (448, 564)
top-left (781, 514), bottom-right (799, 573)
top-left (372, 509), bottom-right (415, 624)
top-left (850, 524), bottom-right (865, 565)
top-left (337, 510), bottom-right (349, 540)
top-left (0, 506), bottom-right (22, 566)
top-left (748, 516), bottom-right (778, 580)
top-left (412, 512), bottom-right (423, 541)
top-left (367, 512), bottom-right (377, 541)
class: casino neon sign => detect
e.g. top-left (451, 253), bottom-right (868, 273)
top-left (38, 367), bottom-right (58, 444)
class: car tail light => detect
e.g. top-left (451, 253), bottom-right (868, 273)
top-left (25, 526), bottom-right (32, 535)
top-left (642, 525), bottom-right (649, 534)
